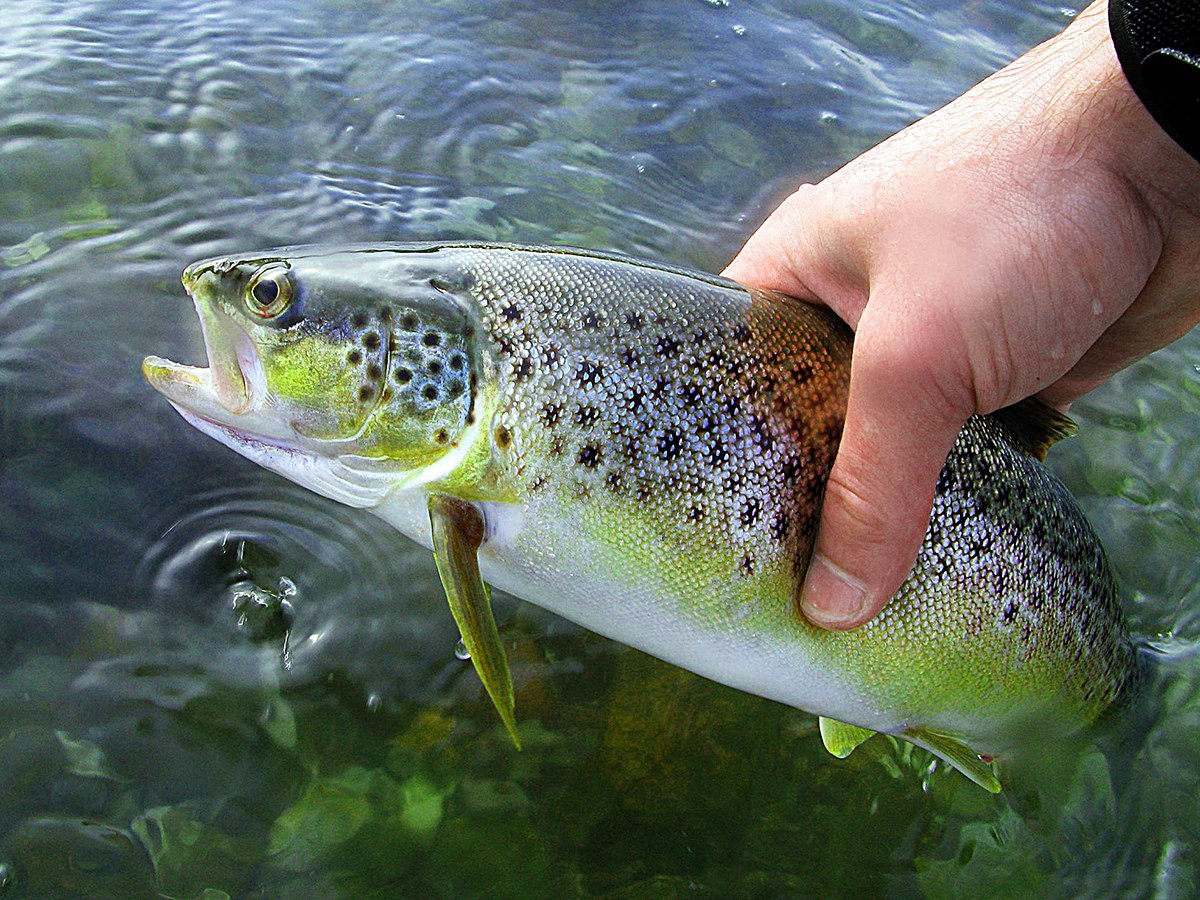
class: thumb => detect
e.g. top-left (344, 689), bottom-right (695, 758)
top-left (800, 312), bottom-right (968, 630)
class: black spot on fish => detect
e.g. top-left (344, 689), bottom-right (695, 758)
top-left (791, 361), bottom-right (812, 384)
top-left (740, 497), bottom-right (762, 528)
top-left (658, 427), bottom-right (683, 462)
top-left (688, 504), bottom-right (705, 523)
top-left (434, 429), bottom-right (449, 444)
top-left (652, 377), bottom-right (671, 401)
top-left (739, 553), bottom-right (756, 576)
top-left (352, 312), bottom-right (369, 329)
top-left (623, 437), bottom-right (642, 465)
top-left (367, 363), bottom-right (383, 381)
top-left (423, 385), bottom-right (439, 402)
top-left (732, 324), bottom-right (751, 344)
top-left (379, 306), bottom-right (393, 323)
top-left (363, 332), bottom-right (381, 351)
top-left (822, 419), bottom-right (842, 446)
top-left (358, 386), bottom-right (375, 403)
top-left (749, 416), bottom-right (773, 453)
top-left (655, 335), bottom-right (680, 358)
top-left (577, 443), bottom-right (602, 469)
top-left (529, 474), bottom-right (548, 493)
top-left (575, 405), bottom-right (601, 428)
top-left (495, 425), bottom-right (512, 450)
top-left (347, 349), bottom-right (363, 365)
top-left (679, 382), bottom-right (702, 405)
top-left (448, 353), bottom-right (465, 372)
top-left (395, 367), bottom-right (413, 384)
top-left (428, 359), bottom-right (443, 376)
top-left (513, 356), bottom-right (533, 382)
top-left (576, 359), bottom-right (604, 387)
top-left (541, 403), bottom-right (563, 428)
top-left (706, 440), bottom-right (729, 468)
top-left (636, 484), bottom-right (654, 503)
top-left (582, 309), bottom-right (602, 330)
top-left (771, 512), bottom-right (790, 541)
top-left (625, 311), bottom-right (645, 331)
top-left (620, 346), bottom-right (639, 367)
top-left (541, 344), bottom-right (560, 366)
top-left (501, 304), bottom-right (522, 322)
top-left (692, 329), bottom-right (709, 345)
top-left (605, 470), bottom-right (624, 493)
top-left (720, 393), bottom-right (739, 422)
top-left (423, 331), bottom-right (442, 348)
top-left (781, 456), bottom-right (801, 482)
top-left (447, 379), bottom-right (465, 399)
top-left (400, 312), bottom-right (419, 331)
top-left (627, 386), bottom-right (645, 412)
top-left (1002, 600), bottom-right (1019, 624)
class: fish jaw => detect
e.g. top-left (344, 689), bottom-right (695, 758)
top-left (143, 356), bottom-right (403, 509)
top-left (141, 343), bottom-right (293, 449)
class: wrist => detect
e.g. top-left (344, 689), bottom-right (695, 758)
top-left (1046, 2), bottom-right (1200, 229)
top-left (1109, 0), bottom-right (1200, 163)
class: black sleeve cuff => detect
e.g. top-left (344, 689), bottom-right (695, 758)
top-left (1109, 0), bottom-right (1200, 162)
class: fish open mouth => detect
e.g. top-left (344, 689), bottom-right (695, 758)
top-left (142, 285), bottom-right (283, 442)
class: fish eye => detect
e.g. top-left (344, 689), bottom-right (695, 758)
top-left (244, 265), bottom-right (293, 319)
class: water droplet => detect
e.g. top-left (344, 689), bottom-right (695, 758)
top-left (818, 110), bottom-right (838, 124)
top-left (367, 693), bottom-right (382, 713)
top-left (732, 24), bottom-right (746, 36)
top-left (0, 860), bottom-right (15, 892)
top-left (1092, 299), bottom-right (1104, 316)
top-left (454, 639), bottom-right (471, 660)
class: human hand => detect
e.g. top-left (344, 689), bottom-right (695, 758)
top-left (724, 0), bottom-right (1200, 630)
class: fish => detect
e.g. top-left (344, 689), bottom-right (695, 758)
top-left (143, 242), bottom-right (1141, 792)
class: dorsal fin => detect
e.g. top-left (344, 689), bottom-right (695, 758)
top-left (987, 397), bottom-right (1077, 461)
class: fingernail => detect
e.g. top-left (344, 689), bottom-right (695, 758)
top-left (801, 554), bottom-right (869, 629)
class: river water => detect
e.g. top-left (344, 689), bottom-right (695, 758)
top-left (2, 0), bottom-right (1198, 895)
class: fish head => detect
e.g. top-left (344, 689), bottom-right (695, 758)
top-left (143, 247), bottom-right (492, 506)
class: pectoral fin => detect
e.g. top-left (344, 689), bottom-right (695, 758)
top-left (818, 716), bottom-right (878, 758)
top-left (905, 727), bottom-right (1000, 793)
top-left (428, 494), bottom-right (521, 749)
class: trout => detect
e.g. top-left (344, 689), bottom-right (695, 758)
top-left (143, 243), bottom-right (1140, 791)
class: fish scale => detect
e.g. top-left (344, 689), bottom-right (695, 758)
top-left (143, 242), bottom-right (1141, 792)
top-left (470, 250), bottom-right (848, 584)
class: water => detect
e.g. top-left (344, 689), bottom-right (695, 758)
top-left (1, 0), bottom-right (1198, 895)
